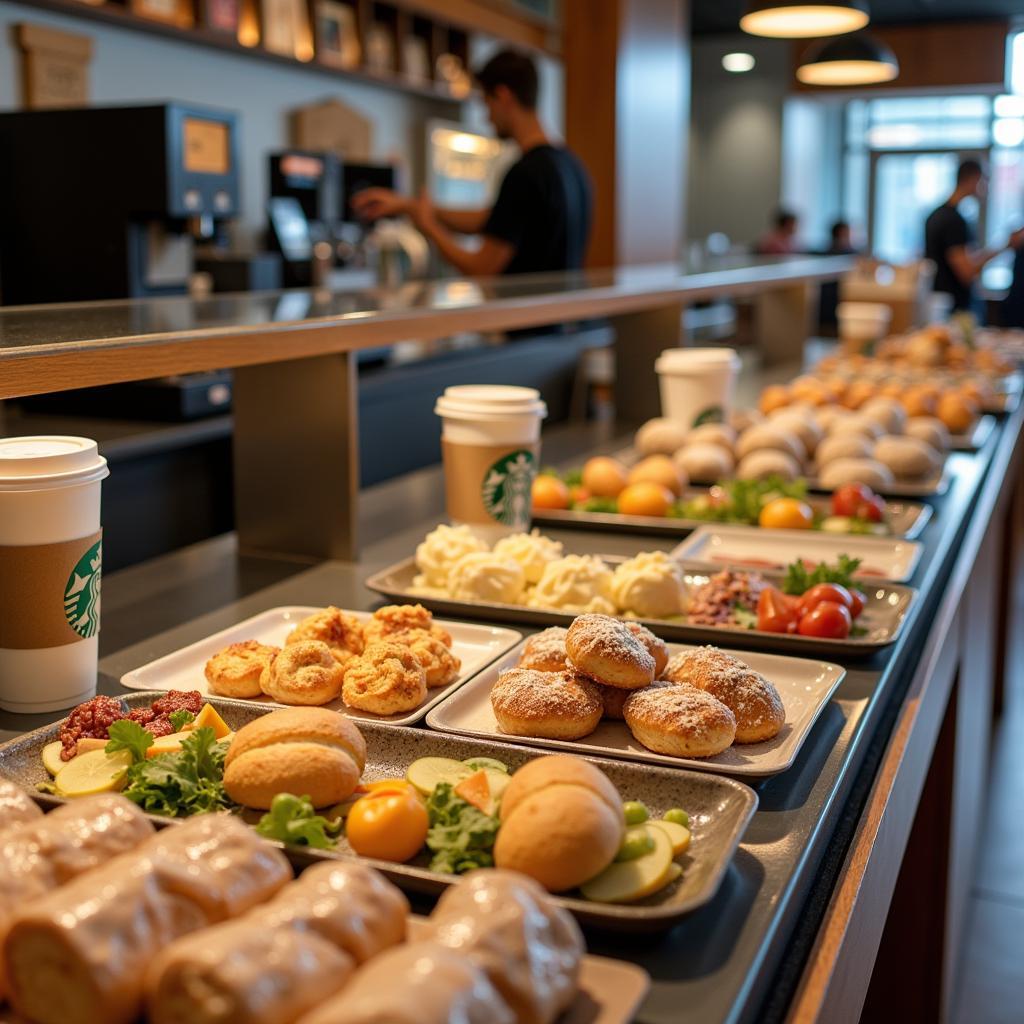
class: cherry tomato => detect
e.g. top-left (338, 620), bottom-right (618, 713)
top-left (832, 483), bottom-right (873, 518)
top-left (856, 494), bottom-right (886, 523)
top-left (757, 586), bottom-right (799, 633)
top-left (796, 582), bottom-right (853, 617)
top-left (797, 600), bottom-right (852, 639)
top-left (848, 588), bottom-right (866, 618)
top-left (346, 789), bottom-right (428, 863)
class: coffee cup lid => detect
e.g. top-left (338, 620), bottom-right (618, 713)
top-left (0, 436), bottom-right (109, 491)
top-left (655, 347), bottom-right (741, 373)
top-left (435, 385), bottom-right (547, 421)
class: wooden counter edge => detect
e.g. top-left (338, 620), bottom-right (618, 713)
top-left (785, 406), bottom-right (1024, 1024)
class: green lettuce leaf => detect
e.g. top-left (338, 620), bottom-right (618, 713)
top-left (425, 782), bottom-right (499, 874)
top-left (256, 793), bottom-right (341, 849)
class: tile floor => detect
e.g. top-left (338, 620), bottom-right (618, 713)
top-left (951, 576), bottom-right (1024, 1023)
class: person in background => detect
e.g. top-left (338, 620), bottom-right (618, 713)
top-left (756, 209), bottom-right (800, 255)
top-left (820, 219), bottom-right (859, 330)
top-left (924, 159), bottom-right (1024, 315)
top-left (1001, 235), bottom-right (1024, 328)
top-left (828, 219), bottom-right (856, 255)
top-left (351, 49), bottom-right (592, 278)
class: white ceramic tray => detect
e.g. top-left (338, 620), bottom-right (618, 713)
top-left (949, 414), bottom-right (995, 451)
top-left (427, 639), bottom-right (846, 778)
top-left (121, 606), bottom-right (522, 726)
top-left (669, 525), bottom-right (922, 583)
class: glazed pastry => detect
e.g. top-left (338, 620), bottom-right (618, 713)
top-left (518, 627), bottom-right (569, 673)
top-left (0, 780), bottom-right (42, 832)
top-left (814, 433), bottom-right (873, 466)
top-left (223, 706), bottom-right (366, 809)
top-left (204, 640), bottom-right (280, 698)
top-left (286, 607), bottom-right (365, 667)
top-left (0, 795), bottom-right (154, 996)
top-left (426, 869), bottom-right (584, 1024)
top-left (664, 647), bottom-right (784, 744)
top-left (873, 435), bottom-right (941, 480)
top-left (593, 680), bottom-right (632, 719)
top-left (363, 605), bottom-right (453, 647)
top-left (623, 685), bottom-right (736, 757)
top-left (447, 552), bottom-right (526, 605)
top-left (818, 457), bottom-right (894, 492)
top-left (342, 642), bottom-right (427, 716)
top-left (905, 416), bottom-right (951, 453)
top-left (295, 941), bottom-right (514, 1024)
top-left (736, 449), bottom-right (801, 482)
top-left (414, 524), bottom-right (488, 589)
top-left (634, 417), bottom-right (690, 456)
top-left (260, 640), bottom-right (345, 706)
top-left (495, 755), bottom-right (623, 893)
top-left (565, 614), bottom-right (655, 690)
top-left (403, 632), bottom-right (461, 689)
top-left (673, 442), bottom-right (735, 484)
top-left (610, 551), bottom-right (685, 620)
top-left (4, 815), bottom-right (291, 1024)
top-left (624, 621), bottom-right (669, 676)
top-left (526, 555), bottom-right (616, 615)
top-left (492, 530), bottom-right (564, 586)
top-left (490, 669), bottom-right (602, 740)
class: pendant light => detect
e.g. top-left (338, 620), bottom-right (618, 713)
top-left (796, 32), bottom-right (899, 86)
top-left (740, 1), bottom-right (869, 39)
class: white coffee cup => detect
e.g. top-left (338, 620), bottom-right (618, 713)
top-left (655, 348), bottom-right (741, 428)
top-left (0, 437), bottom-right (109, 713)
top-left (435, 386), bottom-right (547, 540)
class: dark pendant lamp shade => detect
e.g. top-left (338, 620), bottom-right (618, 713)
top-left (797, 31), bottom-right (899, 86)
top-left (740, 1), bottom-right (870, 39)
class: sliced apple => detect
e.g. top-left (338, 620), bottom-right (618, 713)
top-left (665, 863), bottom-right (683, 884)
top-left (42, 740), bottom-right (65, 777)
top-left (191, 703), bottom-right (232, 739)
top-left (406, 757), bottom-right (473, 796)
top-left (649, 819), bottom-right (691, 857)
top-left (580, 825), bottom-right (673, 904)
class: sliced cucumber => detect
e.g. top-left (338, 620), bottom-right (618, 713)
top-left (485, 769), bottom-right (511, 805)
top-left (461, 756), bottom-right (509, 774)
top-left (406, 756), bottom-right (473, 796)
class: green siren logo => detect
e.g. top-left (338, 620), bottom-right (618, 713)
top-left (481, 449), bottom-right (536, 526)
top-left (64, 539), bottom-right (102, 639)
top-left (693, 405), bottom-right (725, 427)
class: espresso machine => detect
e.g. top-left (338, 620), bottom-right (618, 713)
top-left (0, 103), bottom-right (240, 305)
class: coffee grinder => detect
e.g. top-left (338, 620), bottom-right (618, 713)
top-left (0, 103), bottom-right (240, 305)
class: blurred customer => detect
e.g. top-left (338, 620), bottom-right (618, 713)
top-left (820, 220), bottom-right (860, 330)
top-left (924, 159), bottom-right (1023, 315)
top-left (1001, 236), bottom-right (1024, 328)
top-left (828, 220), bottom-right (856, 255)
top-left (756, 209), bottom-right (799, 255)
top-left (351, 49), bottom-right (591, 278)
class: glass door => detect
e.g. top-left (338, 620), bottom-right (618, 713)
top-left (868, 149), bottom-right (988, 264)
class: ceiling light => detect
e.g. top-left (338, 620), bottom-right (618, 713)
top-left (722, 52), bottom-right (756, 73)
top-left (797, 32), bottom-right (899, 86)
top-left (741, 1), bottom-right (869, 39)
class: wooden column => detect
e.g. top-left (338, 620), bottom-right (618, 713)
top-left (563, 0), bottom-right (690, 268)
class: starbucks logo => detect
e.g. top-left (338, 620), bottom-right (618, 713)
top-left (693, 405), bottom-right (725, 427)
top-left (481, 450), bottom-right (536, 526)
top-left (64, 540), bottom-right (102, 639)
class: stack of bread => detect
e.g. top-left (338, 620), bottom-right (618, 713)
top-left (490, 615), bottom-right (785, 759)
top-left (204, 603), bottom-right (461, 716)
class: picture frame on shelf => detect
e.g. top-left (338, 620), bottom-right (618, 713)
top-left (315, 1), bottom-right (360, 70)
top-left (129, 0), bottom-right (194, 28)
top-left (261, 0), bottom-right (306, 58)
top-left (364, 20), bottom-right (395, 73)
top-left (199, 0), bottom-right (241, 35)
top-left (401, 34), bottom-right (430, 83)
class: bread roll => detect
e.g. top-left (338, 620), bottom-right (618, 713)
top-left (768, 409), bottom-right (823, 455)
top-left (223, 706), bottom-right (366, 809)
top-left (833, 414), bottom-right (885, 441)
top-left (296, 942), bottom-right (515, 1024)
top-left (873, 435), bottom-right (941, 480)
top-left (623, 685), bottom-right (736, 757)
top-left (818, 457), bottom-right (894, 492)
top-left (736, 449), bottom-right (801, 482)
top-left (426, 869), bottom-right (584, 1024)
top-left (684, 422), bottom-right (736, 452)
top-left (635, 418), bottom-right (689, 456)
top-left (565, 613), bottom-right (656, 689)
top-left (736, 423), bottom-right (805, 462)
top-left (495, 755), bottom-right (624, 892)
top-left (674, 442), bottom-right (735, 484)
top-left (490, 669), bottom-right (603, 740)
top-left (4, 815), bottom-right (290, 1024)
top-left (815, 433), bottom-right (873, 466)
top-left (861, 397), bottom-right (907, 434)
top-left (814, 406), bottom-right (853, 432)
top-left (905, 416), bottom-right (951, 453)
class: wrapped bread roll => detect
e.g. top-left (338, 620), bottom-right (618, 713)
top-left (674, 442), bottom-right (735, 484)
top-left (0, 780), bottom-right (42, 832)
top-left (0, 794), bottom-right (153, 993)
top-left (873, 435), bottom-right (941, 480)
top-left (634, 418), bottom-right (689, 456)
top-left (426, 869), bottom-right (584, 1024)
top-left (735, 450), bottom-right (801, 482)
top-left (736, 423), bottom-right (805, 462)
top-left (297, 941), bottom-right (515, 1024)
top-left (5, 814), bottom-right (290, 1024)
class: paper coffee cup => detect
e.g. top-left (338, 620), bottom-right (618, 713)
top-left (0, 437), bottom-right (109, 713)
top-left (655, 348), bottom-right (740, 428)
top-left (435, 386), bottom-right (547, 540)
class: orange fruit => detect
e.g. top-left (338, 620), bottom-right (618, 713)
top-left (759, 497), bottom-right (814, 530)
top-left (617, 481), bottom-right (674, 517)
top-left (581, 456), bottom-right (629, 498)
top-left (760, 386), bottom-right (790, 415)
top-left (937, 393), bottom-right (978, 435)
top-left (627, 454), bottom-right (685, 496)
top-left (345, 789), bottom-right (428, 863)
top-left (531, 475), bottom-right (570, 510)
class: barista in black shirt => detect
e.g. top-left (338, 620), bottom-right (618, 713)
top-left (924, 159), bottom-right (1023, 313)
top-left (351, 50), bottom-right (591, 277)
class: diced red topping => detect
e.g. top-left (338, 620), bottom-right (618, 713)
top-left (58, 695), bottom-right (128, 761)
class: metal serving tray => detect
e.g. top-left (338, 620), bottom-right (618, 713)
top-left (0, 693), bottom-right (758, 933)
